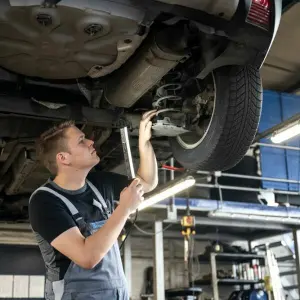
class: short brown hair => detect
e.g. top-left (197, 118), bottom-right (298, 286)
top-left (37, 120), bottom-right (75, 175)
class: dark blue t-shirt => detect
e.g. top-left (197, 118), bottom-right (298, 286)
top-left (29, 170), bottom-right (128, 280)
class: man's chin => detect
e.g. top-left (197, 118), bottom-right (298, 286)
top-left (93, 155), bottom-right (100, 165)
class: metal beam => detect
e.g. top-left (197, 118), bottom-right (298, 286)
top-left (0, 95), bottom-right (119, 127)
top-left (154, 221), bottom-right (165, 300)
top-left (284, 285), bottom-right (299, 291)
top-left (0, 223), bottom-right (31, 231)
top-left (276, 255), bottom-right (295, 262)
top-left (168, 240), bottom-right (175, 289)
top-left (293, 229), bottom-right (300, 297)
top-left (280, 270), bottom-right (296, 276)
top-left (194, 217), bottom-right (290, 231)
top-left (132, 230), bottom-right (249, 242)
top-left (135, 214), bottom-right (292, 231)
top-left (210, 253), bottom-right (219, 300)
top-left (168, 197), bottom-right (300, 219)
top-left (0, 230), bottom-right (36, 245)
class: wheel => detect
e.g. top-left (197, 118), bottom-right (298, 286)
top-left (169, 65), bottom-right (262, 171)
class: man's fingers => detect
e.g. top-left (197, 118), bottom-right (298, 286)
top-left (142, 109), bottom-right (156, 118)
top-left (142, 110), bottom-right (157, 121)
top-left (135, 183), bottom-right (144, 193)
top-left (136, 183), bottom-right (143, 189)
top-left (130, 178), bottom-right (140, 187)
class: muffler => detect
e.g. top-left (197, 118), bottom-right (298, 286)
top-left (104, 23), bottom-right (188, 108)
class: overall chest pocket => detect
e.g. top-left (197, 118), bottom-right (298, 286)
top-left (88, 220), bottom-right (123, 280)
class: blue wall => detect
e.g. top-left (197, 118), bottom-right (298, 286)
top-left (259, 90), bottom-right (300, 191)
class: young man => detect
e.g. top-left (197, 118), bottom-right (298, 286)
top-left (29, 110), bottom-right (158, 300)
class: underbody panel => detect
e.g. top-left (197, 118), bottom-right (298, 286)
top-left (0, 2), bottom-right (147, 79)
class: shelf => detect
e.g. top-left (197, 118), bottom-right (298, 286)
top-left (198, 252), bottom-right (265, 263)
top-left (165, 288), bottom-right (202, 297)
top-left (192, 279), bottom-right (264, 286)
top-left (218, 279), bottom-right (264, 285)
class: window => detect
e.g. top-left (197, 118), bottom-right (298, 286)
top-left (0, 275), bottom-right (13, 297)
top-left (0, 275), bottom-right (45, 298)
top-left (29, 276), bottom-right (45, 298)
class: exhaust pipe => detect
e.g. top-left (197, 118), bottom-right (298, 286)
top-left (104, 23), bottom-right (188, 108)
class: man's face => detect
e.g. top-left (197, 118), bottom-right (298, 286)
top-left (58, 126), bottom-right (100, 171)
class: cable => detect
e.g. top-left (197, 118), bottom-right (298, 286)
top-left (133, 223), bottom-right (173, 236)
top-left (119, 217), bottom-right (173, 250)
top-left (119, 209), bottom-right (138, 250)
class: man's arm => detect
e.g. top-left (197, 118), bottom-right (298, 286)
top-left (51, 178), bottom-right (143, 269)
top-left (30, 179), bottom-right (143, 270)
top-left (136, 110), bottom-right (159, 193)
top-left (51, 204), bottom-right (130, 269)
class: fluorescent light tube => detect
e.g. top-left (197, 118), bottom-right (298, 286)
top-left (209, 211), bottom-right (300, 225)
top-left (271, 122), bottom-right (300, 143)
top-left (138, 175), bottom-right (196, 211)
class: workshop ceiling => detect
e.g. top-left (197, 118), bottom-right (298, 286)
top-left (261, 1), bottom-right (300, 93)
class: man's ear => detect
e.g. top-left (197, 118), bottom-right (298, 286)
top-left (56, 152), bottom-right (71, 166)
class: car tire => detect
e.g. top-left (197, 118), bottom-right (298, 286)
top-left (169, 65), bottom-right (262, 171)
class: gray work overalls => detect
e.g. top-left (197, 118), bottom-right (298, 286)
top-left (30, 180), bottom-right (129, 300)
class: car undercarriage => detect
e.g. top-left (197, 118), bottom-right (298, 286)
top-left (0, 0), bottom-right (281, 221)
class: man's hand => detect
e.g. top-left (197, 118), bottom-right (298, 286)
top-left (119, 178), bottom-right (144, 215)
top-left (136, 110), bottom-right (158, 193)
top-left (139, 110), bottom-right (157, 148)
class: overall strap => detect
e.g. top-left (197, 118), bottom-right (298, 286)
top-left (30, 187), bottom-right (86, 229)
top-left (86, 179), bottom-right (111, 218)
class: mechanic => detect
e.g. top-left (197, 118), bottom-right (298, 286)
top-left (28, 110), bottom-right (158, 300)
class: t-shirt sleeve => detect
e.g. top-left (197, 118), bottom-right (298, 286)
top-left (29, 192), bottom-right (77, 244)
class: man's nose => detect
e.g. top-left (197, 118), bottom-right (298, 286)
top-left (87, 139), bottom-right (94, 147)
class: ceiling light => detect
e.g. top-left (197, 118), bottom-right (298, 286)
top-left (271, 121), bottom-right (300, 143)
top-left (208, 211), bottom-right (300, 225)
top-left (138, 175), bottom-right (196, 211)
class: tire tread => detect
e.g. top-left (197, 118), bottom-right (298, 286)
top-left (171, 65), bottom-right (262, 171)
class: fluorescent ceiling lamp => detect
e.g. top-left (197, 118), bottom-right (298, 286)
top-left (138, 175), bottom-right (196, 211)
top-left (208, 211), bottom-right (300, 225)
top-left (271, 121), bottom-right (300, 143)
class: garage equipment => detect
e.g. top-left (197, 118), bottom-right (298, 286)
top-left (228, 289), bottom-right (268, 300)
top-left (165, 287), bottom-right (202, 300)
top-left (181, 214), bottom-right (196, 286)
